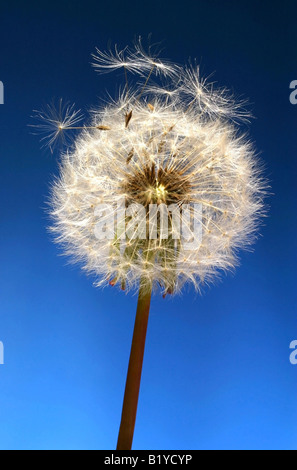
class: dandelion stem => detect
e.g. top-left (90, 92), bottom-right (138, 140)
top-left (116, 279), bottom-right (153, 450)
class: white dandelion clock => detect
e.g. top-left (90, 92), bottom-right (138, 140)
top-left (36, 42), bottom-right (266, 450)
top-left (50, 76), bottom-right (264, 295)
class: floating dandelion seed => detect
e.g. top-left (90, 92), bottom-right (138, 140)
top-left (37, 41), bottom-right (267, 450)
top-left (181, 65), bottom-right (250, 122)
top-left (31, 99), bottom-right (84, 153)
top-left (92, 40), bottom-right (179, 78)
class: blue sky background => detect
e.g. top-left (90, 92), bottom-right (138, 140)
top-left (0, 0), bottom-right (296, 450)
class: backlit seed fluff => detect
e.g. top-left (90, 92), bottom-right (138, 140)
top-left (48, 43), bottom-right (266, 295)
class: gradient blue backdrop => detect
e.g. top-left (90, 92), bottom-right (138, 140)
top-left (0, 0), bottom-right (296, 450)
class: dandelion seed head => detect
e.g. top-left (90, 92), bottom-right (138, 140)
top-left (48, 44), bottom-right (266, 296)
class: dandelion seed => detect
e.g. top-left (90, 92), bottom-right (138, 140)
top-left (96, 125), bottom-right (111, 130)
top-left (125, 110), bottom-right (133, 128)
top-left (133, 38), bottom-right (180, 78)
top-left (31, 99), bottom-right (83, 153)
top-left (92, 39), bottom-right (180, 79)
top-left (181, 65), bottom-right (250, 122)
top-left (91, 45), bottom-right (136, 73)
top-left (126, 148), bottom-right (134, 164)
